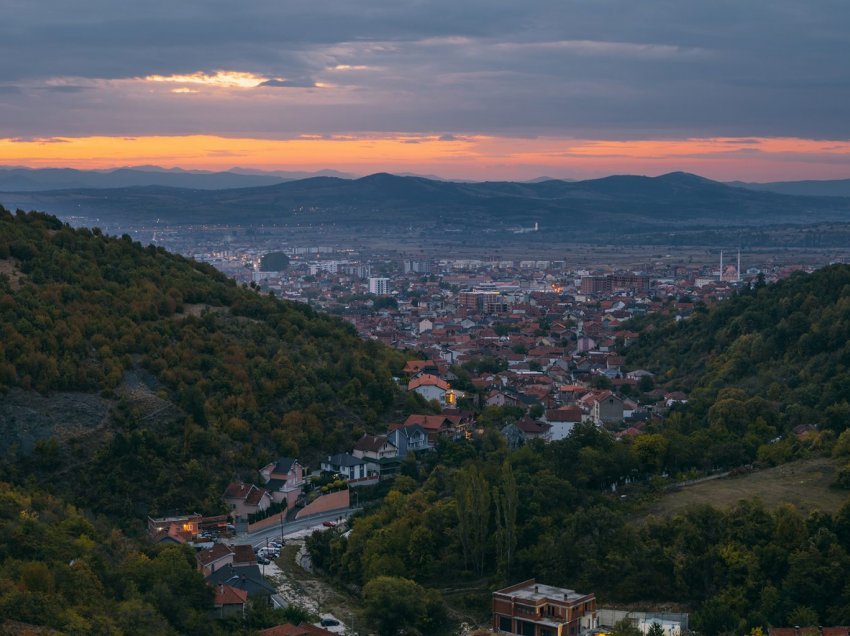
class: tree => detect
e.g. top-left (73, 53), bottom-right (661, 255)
top-left (455, 464), bottom-right (491, 575)
top-left (259, 251), bottom-right (290, 271)
top-left (493, 462), bottom-right (518, 578)
top-left (647, 622), bottom-right (665, 636)
top-left (362, 576), bottom-right (431, 636)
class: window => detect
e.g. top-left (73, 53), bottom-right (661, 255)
top-left (517, 620), bottom-right (536, 636)
top-left (499, 616), bottom-right (512, 632)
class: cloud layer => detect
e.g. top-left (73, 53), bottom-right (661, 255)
top-left (0, 1), bottom-right (848, 177)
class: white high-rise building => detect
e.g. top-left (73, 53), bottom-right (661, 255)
top-left (369, 277), bottom-right (390, 295)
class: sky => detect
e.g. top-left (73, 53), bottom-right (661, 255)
top-left (1, 0), bottom-right (849, 181)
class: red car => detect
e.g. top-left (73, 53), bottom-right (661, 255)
top-left (322, 520), bottom-right (337, 527)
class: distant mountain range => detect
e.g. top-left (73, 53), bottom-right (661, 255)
top-left (3, 170), bottom-right (850, 245)
top-left (728, 178), bottom-right (850, 198)
top-left (0, 166), bottom-right (357, 191)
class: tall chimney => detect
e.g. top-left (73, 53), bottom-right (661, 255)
top-left (737, 249), bottom-right (741, 282)
top-left (719, 250), bottom-right (724, 281)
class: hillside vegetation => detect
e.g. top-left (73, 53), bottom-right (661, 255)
top-left (627, 265), bottom-right (850, 437)
top-left (0, 207), bottom-right (406, 519)
top-left (308, 266), bottom-right (850, 634)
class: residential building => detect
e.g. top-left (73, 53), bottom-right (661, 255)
top-left (223, 482), bottom-right (272, 521)
top-left (205, 564), bottom-right (276, 605)
top-left (543, 406), bottom-right (584, 441)
top-left (493, 579), bottom-right (598, 636)
top-left (352, 434), bottom-right (400, 479)
top-left (369, 277), bottom-right (390, 295)
top-left (211, 584), bottom-right (248, 620)
top-left (407, 373), bottom-right (450, 405)
top-left (387, 423), bottom-right (432, 456)
top-left (196, 543), bottom-right (235, 576)
top-left (590, 392), bottom-right (624, 425)
top-left (259, 457), bottom-right (305, 509)
top-left (580, 274), bottom-right (651, 295)
top-left (321, 453), bottom-right (370, 481)
top-left (147, 513), bottom-right (202, 543)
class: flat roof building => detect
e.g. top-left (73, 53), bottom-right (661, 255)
top-left (493, 579), bottom-right (597, 636)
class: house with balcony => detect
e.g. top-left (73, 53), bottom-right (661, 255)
top-left (352, 434), bottom-right (400, 480)
top-left (493, 579), bottom-right (597, 636)
top-left (387, 422), bottom-right (433, 456)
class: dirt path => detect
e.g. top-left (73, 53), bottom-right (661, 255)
top-left (270, 539), bottom-right (357, 634)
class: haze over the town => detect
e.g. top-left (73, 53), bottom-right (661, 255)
top-left (2, 0), bottom-right (849, 181)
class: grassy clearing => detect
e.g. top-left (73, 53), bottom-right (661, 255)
top-left (644, 457), bottom-right (849, 518)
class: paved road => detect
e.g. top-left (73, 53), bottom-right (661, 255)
top-left (232, 508), bottom-right (357, 548)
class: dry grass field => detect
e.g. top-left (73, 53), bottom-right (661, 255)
top-left (645, 457), bottom-right (849, 518)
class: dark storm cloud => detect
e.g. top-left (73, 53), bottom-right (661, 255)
top-left (259, 78), bottom-right (318, 88)
top-left (1, 0), bottom-right (849, 138)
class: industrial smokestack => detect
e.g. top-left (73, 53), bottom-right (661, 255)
top-left (737, 249), bottom-right (741, 282)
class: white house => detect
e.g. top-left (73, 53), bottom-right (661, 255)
top-left (543, 406), bottom-right (584, 441)
top-left (321, 453), bottom-right (370, 481)
top-left (407, 373), bottom-right (450, 405)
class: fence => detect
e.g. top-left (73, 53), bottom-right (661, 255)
top-left (597, 608), bottom-right (689, 634)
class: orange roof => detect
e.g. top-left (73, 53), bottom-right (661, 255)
top-left (404, 414), bottom-right (452, 431)
top-left (403, 360), bottom-right (434, 373)
top-left (214, 584), bottom-right (247, 606)
top-left (559, 384), bottom-right (585, 392)
top-left (197, 543), bottom-right (233, 567)
top-left (407, 374), bottom-right (449, 391)
top-left (232, 544), bottom-right (255, 566)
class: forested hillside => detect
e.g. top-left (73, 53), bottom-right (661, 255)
top-left (0, 207), bottom-right (413, 633)
top-left (0, 207), bottom-right (406, 518)
top-left (627, 265), bottom-right (850, 438)
top-left (0, 483), bottom-right (214, 634)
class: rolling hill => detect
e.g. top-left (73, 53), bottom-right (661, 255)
top-left (4, 172), bottom-right (850, 243)
top-left (0, 208), bottom-right (406, 520)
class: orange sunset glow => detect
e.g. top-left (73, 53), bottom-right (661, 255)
top-left (2, 135), bottom-right (849, 181)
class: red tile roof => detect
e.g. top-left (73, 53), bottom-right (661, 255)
top-left (244, 485), bottom-right (270, 506)
top-left (407, 374), bottom-right (449, 391)
top-left (545, 406), bottom-right (583, 423)
top-left (214, 584), bottom-right (247, 607)
top-left (404, 414), bottom-right (452, 431)
top-left (196, 543), bottom-right (233, 567)
top-left (232, 544), bottom-right (255, 566)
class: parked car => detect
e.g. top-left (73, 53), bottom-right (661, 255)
top-left (322, 520), bottom-right (337, 528)
top-left (320, 618), bottom-right (340, 627)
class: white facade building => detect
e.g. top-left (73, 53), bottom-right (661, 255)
top-left (369, 277), bottom-right (390, 295)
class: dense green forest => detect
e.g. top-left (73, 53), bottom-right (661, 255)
top-left (0, 208), bottom-right (406, 518)
top-left (307, 265), bottom-right (850, 634)
top-left (0, 482), bottom-right (214, 633)
top-left (310, 439), bottom-right (850, 633)
top-left (0, 208), bottom-right (408, 632)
